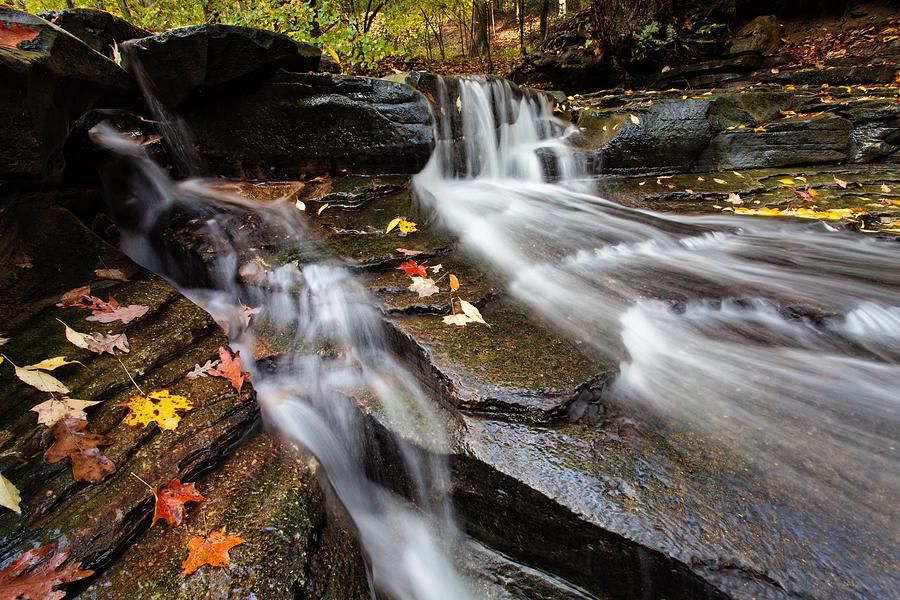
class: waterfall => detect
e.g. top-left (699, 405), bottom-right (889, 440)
top-left (413, 77), bottom-right (899, 538)
top-left (91, 123), bottom-right (473, 600)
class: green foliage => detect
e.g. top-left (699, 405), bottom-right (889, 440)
top-left (695, 22), bottom-right (725, 36)
top-left (634, 20), bottom-right (675, 60)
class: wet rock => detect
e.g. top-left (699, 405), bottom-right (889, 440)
top-left (0, 203), bottom-right (258, 578)
top-left (728, 15), bottom-right (781, 56)
top-left (36, 8), bottom-right (149, 58)
top-left (0, 9), bottom-right (135, 184)
top-left (119, 24), bottom-right (321, 108)
top-left (577, 86), bottom-right (900, 176)
top-left (81, 433), bottom-right (369, 600)
top-left (180, 72), bottom-right (435, 179)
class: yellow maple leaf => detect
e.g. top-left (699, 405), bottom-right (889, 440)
top-left (397, 218), bottom-right (418, 233)
top-left (124, 390), bottom-right (193, 431)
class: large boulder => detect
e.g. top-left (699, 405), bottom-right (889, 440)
top-left (120, 24), bottom-right (322, 108)
top-left (180, 72), bottom-right (435, 178)
top-left (728, 15), bottom-right (781, 56)
top-left (36, 8), bottom-right (149, 58)
top-left (0, 9), bottom-right (134, 184)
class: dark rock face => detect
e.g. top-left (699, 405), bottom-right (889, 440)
top-left (36, 7), bottom-right (149, 58)
top-left (120, 24), bottom-right (321, 108)
top-left (728, 15), bottom-right (781, 56)
top-left (0, 9), bottom-right (134, 184)
top-left (181, 72), bottom-right (435, 178)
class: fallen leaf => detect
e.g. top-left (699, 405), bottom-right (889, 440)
top-left (795, 176), bottom-right (808, 184)
top-left (408, 277), bottom-right (439, 298)
top-left (22, 357), bottom-right (81, 372)
top-left (385, 217), bottom-right (402, 234)
top-left (210, 347), bottom-right (250, 394)
top-left (32, 397), bottom-right (100, 427)
top-left (182, 528), bottom-right (246, 577)
top-left (808, 188), bottom-right (818, 198)
top-left (14, 367), bottom-right (69, 394)
top-left (732, 171), bottom-right (744, 178)
top-left (317, 203), bottom-right (330, 215)
top-left (124, 390), bottom-right (193, 431)
top-left (58, 320), bottom-right (129, 355)
top-left (442, 314), bottom-right (473, 326)
top-left (44, 418), bottom-right (115, 483)
top-left (0, 543), bottom-right (93, 600)
top-left (713, 178), bottom-right (727, 185)
top-left (85, 304), bottom-right (149, 325)
top-left (449, 274), bottom-right (460, 293)
top-left (0, 473), bottom-right (20, 514)
top-left (834, 176), bottom-right (848, 188)
top-left (629, 114), bottom-right (641, 126)
top-left (94, 269), bottom-right (129, 282)
top-left (396, 248), bottom-right (423, 256)
top-left (882, 183), bottom-right (892, 193)
top-left (57, 286), bottom-right (91, 308)
top-left (151, 479), bottom-right (204, 528)
top-left (187, 359), bottom-right (220, 379)
top-left (429, 264), bottom-right (443, 273)
top-left (397, 218), bottom-right (418, 234)
top-left (0, 337), bottom-right (7, 347)
top-left (459, 300), bottom-right (487, 325)
top-left (295, 200), bottom-right (306, 211)
top-left (397, 260), bottom-right (427, 278)
top-left (778, 178), bottom-right (796, 185)
top-left (726, 193), bottom-right (743, 205)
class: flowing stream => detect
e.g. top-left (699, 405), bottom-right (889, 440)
top-left (91, 73), bottom-right (898, 597)
top-left (413, 77), bottom-right (899, 551)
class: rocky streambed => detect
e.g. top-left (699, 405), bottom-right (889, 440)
top-left (1, 7), bottom-right (898, 600)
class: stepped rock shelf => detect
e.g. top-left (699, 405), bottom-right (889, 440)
top-left (2, 6), bottom-right (899, 600)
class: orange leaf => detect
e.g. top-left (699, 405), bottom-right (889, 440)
top-left (397, 260), bottom-right (427, 278)
top-left (449, 274), bottom-right (460, 293)
top-left (182, 528), bottom-right (245, 577)
top-left (151, 479), bottom-right (204, 527)
top-left (0, 543), bottom-right (93, 600)
top-left (57, 286), bottom-right (91, 308)
top-left (210, 347), bottom-right (250, 393)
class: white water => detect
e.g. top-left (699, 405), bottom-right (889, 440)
top-left (91, 126), bottom-right (473, 600)
top-left (413, 77), bottom-right (900, 529)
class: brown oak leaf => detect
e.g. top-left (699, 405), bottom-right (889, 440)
top-left (85, 304), bottom-right (149, 325)
top-left (56, 286), bottom-right (91, 308)
top-left (151, 479), bottom-right (204, 527)
top-left (93, 268), bottom-right (129, 282)
top-left (182, 528), bottom-right (246, 577)
top-left (44, 418), bottom-right (115, 483)
top-left (0, 543), bottom-right (93, 600)
top-left (210, 347), bottom-right (250, 393)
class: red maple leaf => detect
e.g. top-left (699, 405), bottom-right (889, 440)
top-left (0, 543), bottom-right (93, 600)
top-left (151, 479), bottom-right (204, 527)
top-left (210, 347), bottom-right (250, 393)
top-left (397, 260), bottom-right (427, 278)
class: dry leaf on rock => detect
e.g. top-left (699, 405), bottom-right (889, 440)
top-left (834, 176), bottom-right (849, 188)
top-left (32, 397), bottom-right (100, 427)
top-left (459, 300), bottom-right (487, 325)
top-left (85, 304), bottom-right (149, 325)
top-left (449, 274), bottom-right (460, 293)
top-left (182, 528), bottom-right (246, 577)
top-left (397, 260), bottom-right (427, 278)
top-left (408, 277), bottom-right (439, 298)
top-left (187, 360), bottom-right (220, 379)
top-left (44, 418), bottom-right (115, 483)
top-left (14, 367), bottom-right (69, 394)
top-left (429, 264), bottom-right (443, 273)
top-left (151, 479), bottom-right (204, 527)
top-left (94, 269), bottom-right (129, 282)
top-left (57, 286), bottom-right (91, 308)
top-left (59, 320), bottom-right (129, 355)
top-left (0, 473), bottom-right (21, 514)
top-left (124, 390), bottom-right (193, 431)
top-left (396, 248), bottom-right (423, 256)
top-left (0, 543), bottom-right (93, 600)
top-left (210, 347), bottom-right (250, 393)
top-left (442, 314), bottom-right (474, 326)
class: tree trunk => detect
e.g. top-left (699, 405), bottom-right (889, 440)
top-left (471, 1), bottom-right (489, 55)
top-left (518, 0), bottom-right (525, 56)
top-left (540, 0), bottom-right (550, 39)
top-left (558, 0), bottom-right (567, 17)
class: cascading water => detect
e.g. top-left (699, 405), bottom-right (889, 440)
top-left (414, 76), bottom-right (899, 575)
top-left (90, 124), bottom-right (473, 600)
